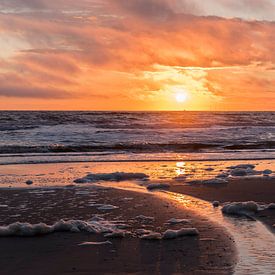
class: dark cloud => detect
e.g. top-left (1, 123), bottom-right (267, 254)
top-left (111, 0), bottom-right (173, 19)
top-left (0, 0), bottom-right (105, 14)
top-left (0, 85), bottom-right (71, 98)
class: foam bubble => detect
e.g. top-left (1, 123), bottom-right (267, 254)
top-left (0, 218), bottom-right (129, 237)
top-left (162, 228), bottom-right (199, 239)
top-left (74, 172), bottom-right (149, 183)
top-left (140, 232), bottom-right (162, 240)
top-left (166, 218), bottom-right (191, 225)
top-left (147, 183), bottom-right (170, 190)
top-left (222, 201), bottom-right (259, 215)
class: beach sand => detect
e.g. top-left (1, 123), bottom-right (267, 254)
top-left (0, 186), bottom-right (236, 275)
top-left (0, 160), bottom-right (274, 274)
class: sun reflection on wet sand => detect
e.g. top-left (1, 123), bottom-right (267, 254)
top-left (0, 159), bottom-right (274, 188)
top-left (175, 161), bottom-right (186, 177)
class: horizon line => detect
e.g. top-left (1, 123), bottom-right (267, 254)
top-left (0, 109), bottom-right (274, 112)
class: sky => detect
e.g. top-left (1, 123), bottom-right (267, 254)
top-left (0, 0), bottom-right (274, 110)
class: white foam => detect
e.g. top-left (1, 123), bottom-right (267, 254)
top-left (75, 191), bottom-right (90, 195)
top-left (140, 232), bottom-right (162, 240)
top-left (190, 178), bottom-right (228, 185)
top-left (216, 173), bottom-right (229, 178)
top-left (162, 228), bottom-right (199, 239)
top-left (203, 178), bottom-right (228, 184)
top-left (74, 172), bottom-right (149, 183)
top-left (0, 218), bottom-right (129, 237)
top-left (135, 229), bottom-right (152, 235)
top-left (121, 197), bottom-right (133, 201)
top-left (228, 163), bottom-right (272, 178)
top-left (166, 218), bottom-right (191, 225)
top-left (147, 183), bottom-right (170, 190)
top-left (229, 164), bottom-right (256, 170)
top-left (222, 201), bottom-right (259, 215)
top-left (79, 241), bottom-right (112, 246)
top-left (97, 204), bottom-right (119, 211)
top-left (104, 230), bottom-right (127, 238)
top-left (266, 203), bottom-right (275, 210)
top-left (230, 168), bottom-right (258, 177)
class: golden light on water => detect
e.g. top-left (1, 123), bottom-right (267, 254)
top-left (176, 161), bottom-right (186, 176)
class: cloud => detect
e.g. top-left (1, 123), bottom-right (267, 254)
top-left (0, 85), bottom-right (70, 99)
top-left (0, 0), bottom-right (104, 12)
top-left (0, 0), bottom-right (274, 110)
top-left (110, 0), bottom-right (173, 20)
top-left (215, 0), bottom-right (275, 20)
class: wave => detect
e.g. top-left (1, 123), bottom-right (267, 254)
top-left (0, 143), bottom-right (235, 154)
top-left (0, 111), bottom-right (274, 156)
top-left (0, 141), bottom-right (274, 154)
top-left (1, 111), bottom-right (275, 132)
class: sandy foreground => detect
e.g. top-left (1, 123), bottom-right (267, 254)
top-left (0, 187), bottom-right (236, 275)
top-left (0, 160), bottom-right (274, 274)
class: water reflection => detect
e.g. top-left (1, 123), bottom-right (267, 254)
top-left (175, 162), bottom-right (186, 177)
top-left (162, 191), bottom-right (275, 275)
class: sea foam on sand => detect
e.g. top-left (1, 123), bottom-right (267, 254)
top-left (221, 201), bottom-right (259, 215)
top-left (0, 217), bottom-right (129, 237)
top-left (79, 241), bottom-right (112, 246)
top-left (162, 228), bottom-right (199, 239)
top-left (140, 228), bottom-right (199, 240)
top-left (188, 178), bottom-right (228, 185)
top-left (192, 163), bottom-right (273, 186)
top-left (74, 172), bottom-right (149, 183)
top-left (222, 201), bottom-right (275, 216)
top-left (228, 164), bottom-right (272, 177)
top-left (140, 232), bottom-right (162, 240)
top-left (166, 218), bottom-right (191, 224)
top-left (146, 183), bottom-right (170, 190)
top-left (228, 164), bottom-right (256, 170)
top-left (97, 204), bottom-right (119, 210)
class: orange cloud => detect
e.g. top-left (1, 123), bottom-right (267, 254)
top-left (0, 0), bottom-right (274, 110)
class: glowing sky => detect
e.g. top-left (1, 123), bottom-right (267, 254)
top-left (0, 0), bottom-right (274, 110)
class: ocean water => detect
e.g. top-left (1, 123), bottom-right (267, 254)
top-left (0, 111), bottom-right (274, 164)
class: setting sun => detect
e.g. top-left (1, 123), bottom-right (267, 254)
top-left (175, 92), bottom-right (187, 103)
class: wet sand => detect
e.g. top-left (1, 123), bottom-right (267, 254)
top-left (1, 160), bottom-right (274, 274)
top-left (170, 177), bottom-right (275, 231)
top-left (0, 186), bottom-right (236, 275)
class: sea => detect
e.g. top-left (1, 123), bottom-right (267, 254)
top-left (0, 111), bottom-right (274, 164)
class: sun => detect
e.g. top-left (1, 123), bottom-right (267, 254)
top-left (175, 92), bottom-right (187, 103)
